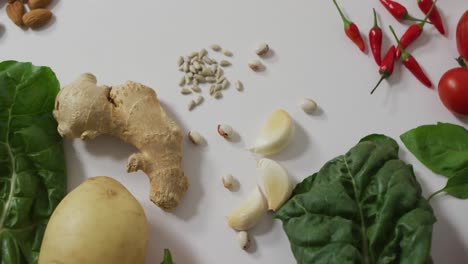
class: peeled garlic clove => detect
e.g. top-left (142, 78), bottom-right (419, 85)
top-left (227, 186), bottom-right (267, 231)
top-left (249, 109), bottom-right (294, 155)
top-left (257, 159), bottom-right (293, 211)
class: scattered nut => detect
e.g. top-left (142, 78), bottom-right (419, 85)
top-left (248, 60), bottom-right (263, 71)
top-left (177, 56), bottom-right (184, 67)
top-left (191, 85), bottom-right (202, 93)
top-left (235, 80), bottom-right (243, 91)
top-left (223, 50), bottom-right (233, 57)
top-left (220, 60), bottom-right (232, 67)
top-left (206, 76), bottom-right (216, 83)
top-left (301, 98), bottom-right (318, 114)
top-left (22, 9), bottom-right (52, 29)
top-left (198, 48), bottom-right (207, 58)
top-left (179, 76), bottom-right (186, 86)
top-left (6, 1), bottom-right (25, 27)
top-left (28, 0), bottom-right (52, 10)
top-left (188, 130), bottom-right (204, 145)
top-left (217, 124), bottom-right (233, 139)
top-left (222, 174), bottom-right (236, 189)
top-left (237, 231), bottom-right (250, 250)
top-left (255, 43), bottom-right (270, 56)
top-left (211, 44), bottom-right (222, 51)
top-left (195, 95), bottom-right (204, 105)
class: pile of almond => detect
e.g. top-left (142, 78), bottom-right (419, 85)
top-left (6, 0), bottom-right (53, 29)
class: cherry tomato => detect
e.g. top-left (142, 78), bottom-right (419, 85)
top-left (438, 68), bottom-right (468, 115)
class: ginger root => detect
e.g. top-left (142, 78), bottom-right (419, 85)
top-left (53, 73), bottom-right (188, 210)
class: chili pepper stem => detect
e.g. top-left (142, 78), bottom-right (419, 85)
top-left (404, 14), bottom-right (432, 24)
top-left (332, 0), bottom-right (351, 27)
top-left (371, 76), bottom-right (386, 95)
top-left (419, 0), bottom-right (438, 28)
top-left (389, 26), bottom-right (409, 61)
top-left (373, 8), bottom-right (379, 28)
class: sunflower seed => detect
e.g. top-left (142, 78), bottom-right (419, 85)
top-left (195, 95), bottom-right (204, 105)
top-left (203, 56), bottom-right (214, 65)
top-left (177, 56), bottom-right (184, 66)
top-left (184, 56), bottom-right (190, 62)
top-left (255, 43), bottom-right (270, 56)
top-left (190, 56), bottom-right (199, 63)
top-left (216, 76), bottom-right (226, 84)
top-left (215, 68), bottom-right (223, 79)
top-left (214, 91), bottom-right (222, 99)
top-left (199, 48), bottom-right (207, 58)
top-left (191, 85), bottom-right (202, 93)
top-left (211, 44), bottom-right (222, 51)
top-left (209, 85), bottom-right (215, 95)
top-left (189, 65), bottom-right (197, 73)
top-left (193, 79), bottom-right (199, 85)
top-left (248, 60), bottom-right (262, 71)
top-left (215, 84), bottom-right (222, 92)
top-left (187, 72), bottom-right (194, 78)
top-left (235, 80), bottom-right (243, 91)
top-left (189, 51), bottom-right (198, 58)
top-left (201, 68), bottom-right (213, 76)
top-left (181, 88), bottom-right (192, 95)
top-left (179, 76), bottom-right (186, 86)
top-left (185, 75), bottom-right (192, 85)
top-left (193, 61), bottom-right (201, 70)
top-left (206, 76), bottom-right (216, 83)
top-left (219, 60), bottom-right (231, 67)
top-left (221, 79), bottom-right (229, 89)
top-left (188, 100), bottom-right (196, 111)
top-left (183, 62), bottom-right (189, 72)
top-left (223, 50), bottom-right (233, 57)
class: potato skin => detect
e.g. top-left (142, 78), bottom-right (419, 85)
top-left (39, 176), bottom-right (148, 264)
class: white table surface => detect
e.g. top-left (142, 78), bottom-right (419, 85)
top-left (1, 0), bottom-right (467, 263)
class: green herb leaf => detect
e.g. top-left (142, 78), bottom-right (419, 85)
top-left (400, 123), bottom-right (468, 178)
top-left (276, 135), bottom-right (435, 264)
top-left (161, 248), bottom-right (173, 264)
top-left (0, 61), bottom-right (66, 263)
top-left (441, 168), bottom-right (468, 199)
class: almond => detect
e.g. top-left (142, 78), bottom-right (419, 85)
top-left (6, 1), bottom-right (25, 27)
top-left (23, 9), bottom-right (52, 28)
top-left (28, 0), bottom-right (52, 9)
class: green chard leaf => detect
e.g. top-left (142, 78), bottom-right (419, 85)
top-left (276, 134), bottom-right (435, 264)
top-left (400, 123), bottom-right (468, 178)
top-left (0, 61), bottom-right (66, 264)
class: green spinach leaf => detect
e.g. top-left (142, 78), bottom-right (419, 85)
top-left (429, 168), bottom-right (468, 200)
top-left (400, 123), bottom-right (468, 178)
top-left (0, 61), bottom-right (66, 263)
top-left (276, 134), bottom-right (435, 264)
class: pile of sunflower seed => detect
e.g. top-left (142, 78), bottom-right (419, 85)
top-left (178, 45), bottom-right (243, 111)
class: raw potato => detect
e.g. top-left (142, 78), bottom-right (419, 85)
top-left (53, 74), bottom-right (188, 210)
top-left (39, 176), bottom-right (148, 264)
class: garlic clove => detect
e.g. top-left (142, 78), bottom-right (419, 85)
top-left (257, 159), bottom-right (293, 211)
top-left (249, 109), bottom-right (295, 155)
top-left (227, 186), bottom-right (267, 231)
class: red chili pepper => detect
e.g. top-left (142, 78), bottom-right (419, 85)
top-left (380, 0), bottom-right (427, 23)
top-left (390, 26), bottom-right (432, 88)
top-left (332, 0), bottom-right (366, 52)
top-left (418, 0), bottom-right (445, 35)
top-left (370, 46), bottom-right (396, 94)
top-left (369, 8), bottom-right (383, 65)
top-left (395, 0), bottom-right (436, 58)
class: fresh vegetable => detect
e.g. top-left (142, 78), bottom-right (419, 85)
top-left (369, 8), bottom-right (383, 65)
top-left (227, 186), bottom-right (267, 231)
top-left (53, 73), bottom-right (188, 210)
top-left (370, 46), bottom-right (396, 94)
top-left (395, 0), bottom-right (436, 58)
top-left (438, 67), bottom-right (468, 115)
top-left (249, 109), bottom-right (295, 155)
top-left (257, 159), bottom-right (293, 211)
top-left (276, 134), bottom-right (436, 264)
top-left (0, 61), bottom-right (66, 264)
top-left (456, 10), bottom-right (468, 67)
top-left (418, 0), bottom-right (445, 35)
top-left (161, 249), bottom-right (173, 264)
top-left (39, 176), bottom-right (149, 264)
top-left (380, 0), bottom-right (426, 23)
top-left (401, 123), bottom-right (468, 200)
top-left (390, 26), bottom-right (432, 88)
top-left (332, 0), bottom-right (366, 52)
top-left (401, 123), bottom-right (468, 179)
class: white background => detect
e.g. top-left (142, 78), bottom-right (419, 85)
top-left (1, 0), bottom-right (467, 263)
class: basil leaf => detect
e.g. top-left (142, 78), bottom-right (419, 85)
top-left (276, 135), bottom-right (435, 264)
top-left (439, 168), bottom-right (468, 199)
top-left (0, 61), bottom-right (66, 264)
top-left (400, 123), bottom-right (468, 178)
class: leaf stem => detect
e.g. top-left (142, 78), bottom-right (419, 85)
top-left (428, 189), bottom-right (444, 202)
